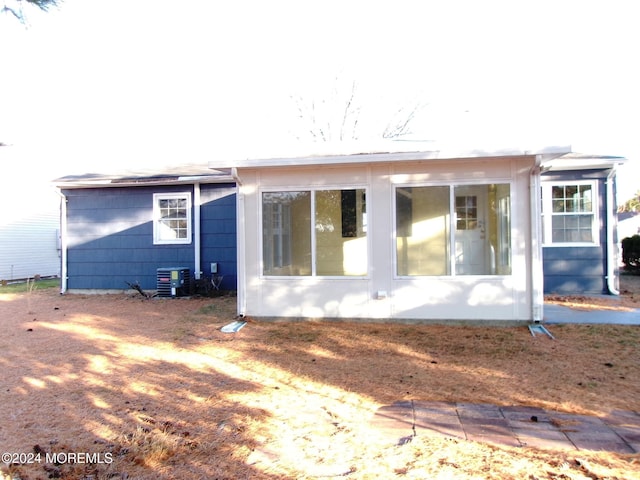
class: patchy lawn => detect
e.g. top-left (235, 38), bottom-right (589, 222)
top-left (545, 271), bottom-right (640, 311)
top-left (1, 280), bottom-right (639, 479)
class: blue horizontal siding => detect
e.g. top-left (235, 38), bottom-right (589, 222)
top-left (541, 170), bottom-right (611, 295)
top-left (543, 276), bottom-right (605, 294)
top-left (543, 247), bottom-right (607, 295)
top-left (64, 184), bottom-right (237, 291)
top-left (200, 184), bottom-right (237, 290)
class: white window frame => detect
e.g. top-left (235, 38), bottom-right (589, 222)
top-left (541, 180), bottom-right (599, 247)
top-left (392, 181), bottom-right (514, 278)
top-left (260, 186), bottom-right (369, 278)
top-left (153, 192), bottom-right (192, 245)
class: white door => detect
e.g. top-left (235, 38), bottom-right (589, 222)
top-left (455, 186), bottom-right (488, 275)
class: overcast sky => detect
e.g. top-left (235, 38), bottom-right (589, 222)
top-left (1, 0), bottom-right (639, 200)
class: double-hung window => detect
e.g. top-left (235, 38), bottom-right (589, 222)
top-left (153, 193), bottom-right (192, 245)
top-left (262, 188), bottom-right (367, 276)
top-left (542, 182), bottom-right (597, 245)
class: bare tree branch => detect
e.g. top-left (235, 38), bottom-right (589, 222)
top-left (2, 0), bottom-right (61, 24)
top-left (383, 103), bottom-right (425, 139)
top-left (340, 81), bottom-right (357, 141)
top-left (290, 79), bottom-right (424, 143)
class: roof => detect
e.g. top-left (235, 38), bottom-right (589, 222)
top-left (541, 152), bottom-right (627, 171)
top-left (208, 142), bottom-right (574, 169)
top-left (53, 144), bottom-right (628, 189)
top-left (54, 163), bottom-right (233, 188)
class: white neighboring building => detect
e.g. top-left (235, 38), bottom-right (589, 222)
top-left (619, 211), bottom-right (640, 240)
top-left (0, 145), bottom-right (60, 282)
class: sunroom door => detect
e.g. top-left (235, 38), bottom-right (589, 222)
top-left (455, 186), bottom-right (488, 275)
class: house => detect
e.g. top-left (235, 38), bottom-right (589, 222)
top-left (55, 145), bottom-right (626, 323)
top-left (55, 164), bottom-right (237, 293)
top-left (540, 154), bottom-right (627, 295)
top-left (211, 144), bottom-right (625, 323)
top-left (1, 145), bottom-right (61, 283)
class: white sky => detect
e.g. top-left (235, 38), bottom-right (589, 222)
top-left (1, 0), bottom-right (639, 200)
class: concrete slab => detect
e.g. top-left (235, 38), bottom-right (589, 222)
top-left (457, 403), bottom-right (505, 419)
top-left (501, 406), bottom-right (551, 423)
top-left (414, 422), bottom-right (466, 440)
top-left (544, 304), bottom-right (640, 325)
top-left (370, 402), bottom-right (415, 443)
top-left (514, 432), bottom-right (576, 451)
top-left (466, 433), bottom-right (522, 448)
top-left (371, 401), bottom-right (640, 453)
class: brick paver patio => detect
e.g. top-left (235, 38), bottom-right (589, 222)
top-left (371, 401), bottom-right (640, 453)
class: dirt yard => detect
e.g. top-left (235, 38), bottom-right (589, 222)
top-left (1, 276), bottom-right (639, 479)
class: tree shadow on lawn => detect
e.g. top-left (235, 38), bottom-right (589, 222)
top-left (0, 293), bottom-right (282, 480)
top-left (240, 320), bottom-right (640, 416)
top-left (3, 291), bottom-right (639, 479)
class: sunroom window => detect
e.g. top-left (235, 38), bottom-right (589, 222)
top-left (542, 182), bottom-right (597, 245)
top-left (262, 189), bottom-right (367, 276)
top-left (153, 193), bottom-right (192, 245)
top-left (395, 184), bottom-right (511, 276)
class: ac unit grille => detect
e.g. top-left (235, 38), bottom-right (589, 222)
top-left (156, 268), bottom-right (191, 297)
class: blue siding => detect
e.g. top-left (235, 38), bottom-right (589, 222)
top-left (541, 169), bottom-right (611, 294)
top-left (63, 184), bottom-right (237, 291)
top-left (200, 184), bottom-right (237, 290)
top-left (542, 246), bottom-right (606, 294)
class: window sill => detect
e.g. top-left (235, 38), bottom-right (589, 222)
top-left (542, 243), bottom-right (600, 248)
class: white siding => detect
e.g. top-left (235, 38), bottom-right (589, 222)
top-left (0, 185), bottom-right (60, 281)
top-left (237, 155), bottom-right (536, 322)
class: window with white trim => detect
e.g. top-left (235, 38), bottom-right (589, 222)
top-left (541, 181), bottom-right (598, 245)
top-left (395, 183), bottom-right (512, 276)
top-left (262, 188), bottom-right (367, 276)
top-left (153, 193), bottom-right (192, 244)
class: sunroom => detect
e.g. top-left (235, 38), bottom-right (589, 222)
top-left (215, 146), bottom-right (571, 323)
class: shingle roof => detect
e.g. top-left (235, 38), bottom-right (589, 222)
top-left (54, 163), bottom-right (233, 188)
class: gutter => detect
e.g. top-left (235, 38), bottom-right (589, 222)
top-left (55, 188), bottom-right (68, 294)
top-left (605, 166), bottom-right (619, 295)
top-left (530, 156), bottom-right (544, 322)
top-left (194, 183), bottom-right (201, 281)
top-left (231, 168), bottom-right (246, 317)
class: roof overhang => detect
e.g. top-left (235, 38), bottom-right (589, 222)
top-left (55, 174), bottom-right (235, 189)
top-left (541, 153), bottom-right (628, 172)
top-left (209, 144), bottom-right (573, 170)
top-left (54, 165), bottom-right (234, 189)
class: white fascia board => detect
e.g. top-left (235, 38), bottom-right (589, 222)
top-left (542, 155), bottom-right (628, 172)
top-left (210, 145), bottom-right (573, 170)
top-left (54, 174), bottom-right (235, 189)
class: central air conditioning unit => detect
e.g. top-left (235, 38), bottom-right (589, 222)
top-left (156, 267), bottom-right (191, 297)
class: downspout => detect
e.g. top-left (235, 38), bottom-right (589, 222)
top-left (55, 188), bottom-right (68, 294)
top-left (194, 183), bottom-right (201, 280)
top-left (231, 168), bottom-right (246, 317)
top-left (530, 156), bottom-right (544, 322)
top-left (605, 166), bottom-right (619, 295)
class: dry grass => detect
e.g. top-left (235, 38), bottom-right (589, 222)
top-left (545, 271), bottom-right (640, 311)
top-left (1, 277), bottom-right (639, 479)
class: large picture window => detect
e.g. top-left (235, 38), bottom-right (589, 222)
top-left (542, 182), bottom-right (597, 245)
top-left (153, 193), bottom-right (192, 245)
top-left (395, 184), bottom-right (511, 276)
top-left (262, 189), bottom-right (367, 276)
